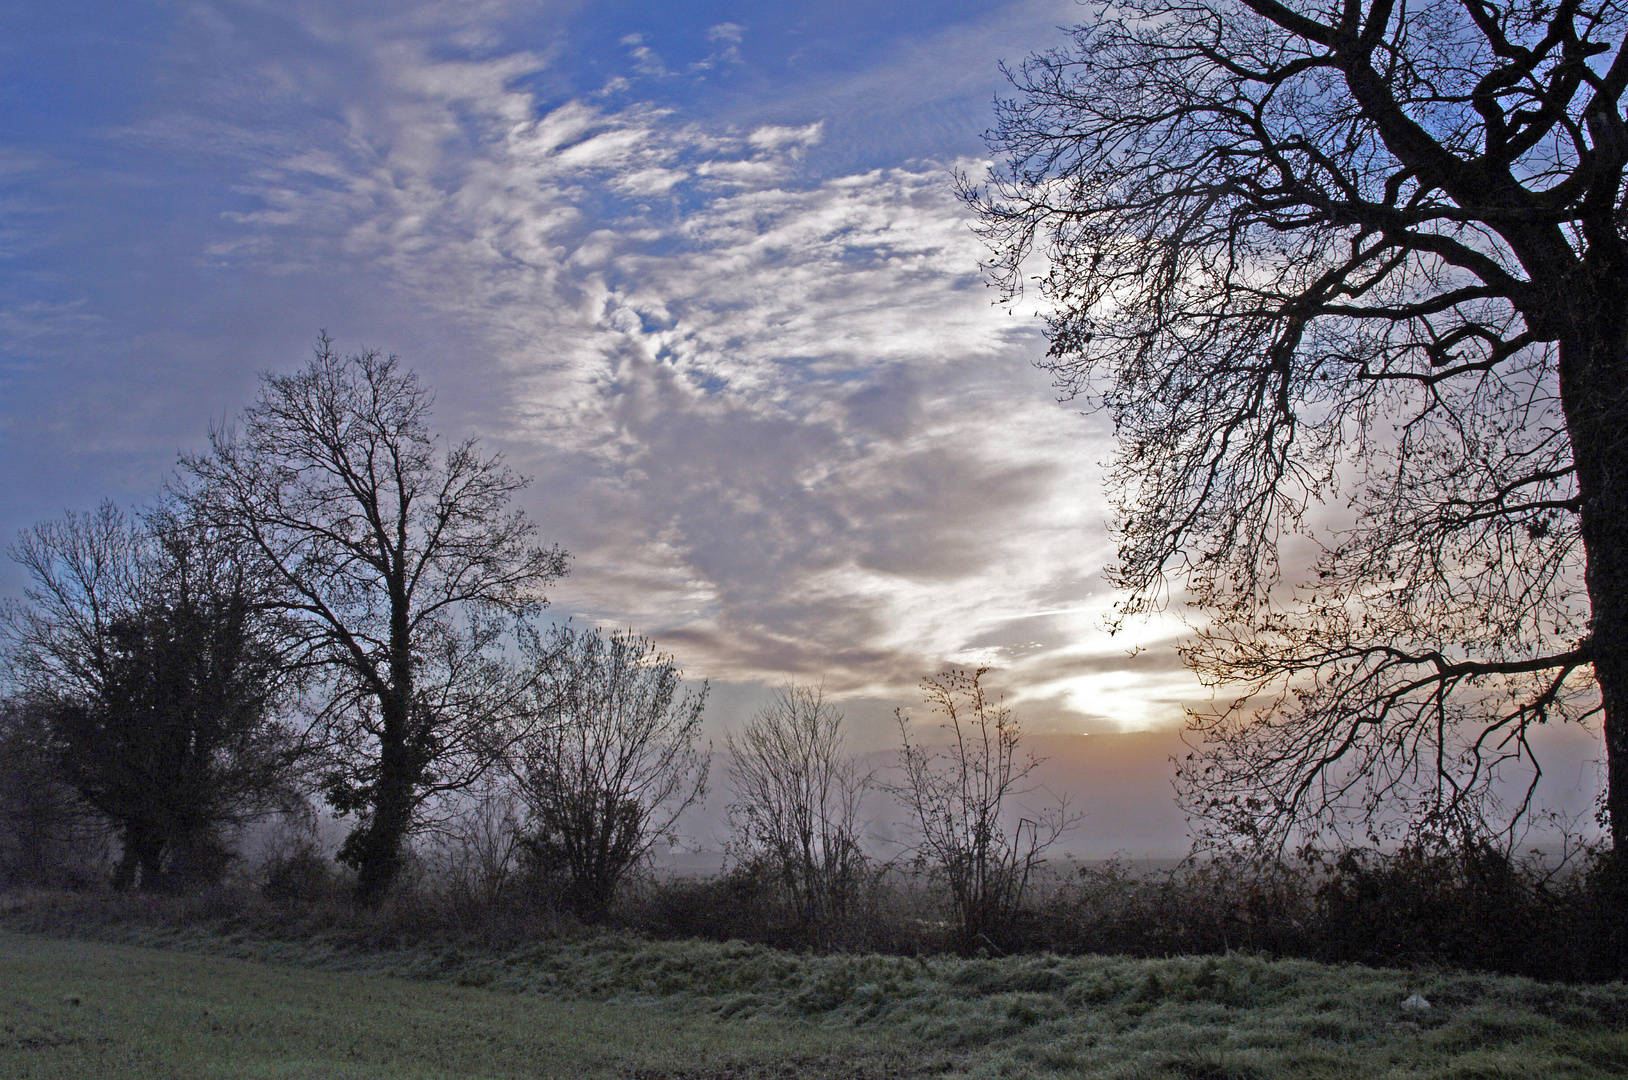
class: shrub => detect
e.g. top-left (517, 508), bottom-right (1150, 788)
top-left (258, 821), bottom-right (338, 905)
top-left (725, 683), bottom-right (871, 936)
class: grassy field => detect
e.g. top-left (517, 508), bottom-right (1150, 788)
top-left (5, 924), bottom-right (1628, 1078)
top-left (0, 933), bottom-right (917, 1079)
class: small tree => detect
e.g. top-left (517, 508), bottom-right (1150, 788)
top-left (726, 683), bottom-right (869, 929)
top-left (182, 334), bottom-right (568, 903)
top-left (892, 669), bottom-right (1076, 941)
top-left (509, 626), bottom-right (708, 919)
top-left (3, 504), bottom-right (303, 890)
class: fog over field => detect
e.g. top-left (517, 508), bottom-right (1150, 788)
top-left (656, 727), bottom-right (1604, 864)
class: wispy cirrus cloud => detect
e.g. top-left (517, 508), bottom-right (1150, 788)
top-left (4, 0), bottom-right (1206, 734)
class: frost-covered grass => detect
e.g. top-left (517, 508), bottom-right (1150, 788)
top-left (5, 916), bottom-right (1628, 1078)
top-left (0, 932), bottom-right (913, 1079)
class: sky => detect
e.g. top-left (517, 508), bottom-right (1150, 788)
top-left (2, 1), bottom-right (1600, 855)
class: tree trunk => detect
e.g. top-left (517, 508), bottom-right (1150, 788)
top-left (351, 575), bottom-right (420, 907)
top-left (111, 846), bottom-right (138, 892)
top-left (114, 825), bottom-right (166, 892)
top-left (1558, 283), bottom-right (1628, 854)
top-left (353, 704), bottom-right (414, 905)
top-left (1600, 625), bottom-right (1628, 856)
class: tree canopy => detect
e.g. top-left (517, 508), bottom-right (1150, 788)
top-left (3, 504), bottom-right (303, 889)
top-left (962, 0), bottom-right (1628, 850)
top-left (182, 335), bottom-right (568, 901)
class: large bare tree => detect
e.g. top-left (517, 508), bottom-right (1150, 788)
top-left (182, 335), bottom-right (567, 902)
top-left (962, 0), bottom-right (1628, 851)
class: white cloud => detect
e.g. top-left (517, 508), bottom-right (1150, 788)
top-left (141, 3), bottom-right (1205, 733)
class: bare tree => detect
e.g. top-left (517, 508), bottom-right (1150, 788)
top-left (509, 626), bottom-right (708, 919)
top-left (2, 503), bottom-right (304, 889)
top-left (426, 786), bottom-right (524, 908)
top-left (962, 0), bottom-right (1628, 852)
top-left (891, 669), bottom-right (1076, 940)
top-left (181, 335), bottom-right (568, 902)
top-left (726, 683), bottom-right (870, 928)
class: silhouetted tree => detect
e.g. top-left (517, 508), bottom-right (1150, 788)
top-left (4, 504), bottom-right (302, 889)
top-left (510, 627), bottom-right (707, 919)
top-left (892, 669), bottom-right (1075, 941)
top-left (181, 335), bottom-right (568, 902)
top-left (0, 696), bottom-right (105, 886)
top-left (962, 0), bottom-right (1628, 850)
top-left (726, 683), bottom-right (869, 928)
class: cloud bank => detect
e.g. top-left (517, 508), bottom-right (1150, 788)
top-left (1, 1), bottom-right (1207, 735)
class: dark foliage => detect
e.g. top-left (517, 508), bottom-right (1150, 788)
top-left (0, 698), bottom-right (106, 887)
top-left (608, 859), bottom-right (927, 956)
top-left (597, 841), bottom-right (1628, 982)
top-left (1027, 844), bottom-right (1628, 982)
top-left (3, 504), bottom-right (305, 892)
top-left (630, 860), bottom-right (789, 946)
top-left (47, 583), bottom-right (299, 891)
top-left (257, 822), bottom-right (342, 906)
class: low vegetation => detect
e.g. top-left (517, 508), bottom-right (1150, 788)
top-left (5, 912), bottom-right (1628, 1079)
top-left (8, 812), bottom-right (1628, 982)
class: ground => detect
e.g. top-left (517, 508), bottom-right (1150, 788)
top-left (4, 924), bottom-right (1628, 1078)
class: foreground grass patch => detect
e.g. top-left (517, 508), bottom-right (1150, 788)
top-left (4, 917), bottom-right (1628, 1078)
top-left (0, 933), bottom-right (917, 1079)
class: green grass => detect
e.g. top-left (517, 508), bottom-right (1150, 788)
top-left (4, 917), bottom-right (1628, 1078)
top-left (0, 933), bottom-right (920, 1079)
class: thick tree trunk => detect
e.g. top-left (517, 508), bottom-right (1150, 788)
top-left (1598, 588), bottom-right (1628, 855)
top-left (353, 695), bottom-right (415, 906)
top-left (113, 826), bottom-right (166, 892)
top-left (353, 590), bottom-right (419, 907)
top-left (111, 846), bottom-right (138, 892)
top-left (1558, 283), bottom-right (1628, 854)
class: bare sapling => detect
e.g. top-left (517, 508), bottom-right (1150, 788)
top-left (891, 668), bottom-right (1078, 942)
top-left (726, 683), bottom-right (870, 930)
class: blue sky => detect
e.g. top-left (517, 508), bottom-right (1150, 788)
top-left (0, 0), bottom-right (1217, 755)
top-left (3, 0), bottom-right (1607, 855)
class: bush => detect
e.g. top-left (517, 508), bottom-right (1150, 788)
top-left (725, 683), bottom-right (871, 936)
top-left (260, 835), bottom-right (336, 906)
top-left (1018, 843), bottom-right (1628, 982)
